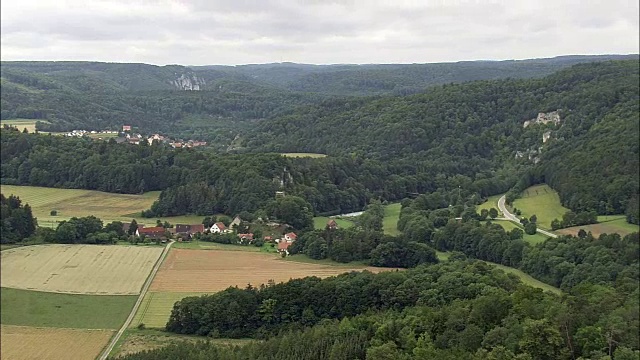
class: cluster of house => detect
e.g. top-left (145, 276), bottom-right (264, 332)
top-left (63, 129), bottom-right (118, 137)
top-left (118, 126), bottom-right (207, 148)
top-left (122, 215), bottom-right (299, 254)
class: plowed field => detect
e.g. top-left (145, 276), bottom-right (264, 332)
top-left (0, 325), bottom-right (113, 360)
top-left (150, 249), bottom-right (394, 292)
top-left (1, 244), bottom-right (163, 295)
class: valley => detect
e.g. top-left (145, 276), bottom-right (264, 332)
top-left (0, 56), bottom-right (638, 360)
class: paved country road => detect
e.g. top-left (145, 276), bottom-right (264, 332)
top-left (498, 195), bottom-right (557, 238)
top-left (98, 240), bottom-right (175, 360)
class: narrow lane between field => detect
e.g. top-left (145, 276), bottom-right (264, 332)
top-left (97, 240), bottom-right (175, 360)
top-left (498, 195), bottom-right (557, 238)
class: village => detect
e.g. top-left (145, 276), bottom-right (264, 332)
top-left (123, 215), bottom-right (340, 256)
top-left (62, 125), bottom-right (207, 149)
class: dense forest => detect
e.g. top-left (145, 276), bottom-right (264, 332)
top-left (0, 194), bottom-right (36, 243)
top-left (2, 60), bottom-right (638, 221)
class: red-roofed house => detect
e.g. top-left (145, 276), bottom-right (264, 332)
top-left (264, 236), bottom-right (273, 242)
top-left (190, 224), bottom-right (205, 234)
top-left (278, 241), bottom-right (292, 255)
top-left (327, 219), bottom-right (338, 230)
top-left (238, 233), bottom-right (254, 242)
top-left (284, 232), bottom-right (297, 242)
top-left (137, 226), bottom-right (166, 239)
top-left (210, 222), bottom-right (228, 233)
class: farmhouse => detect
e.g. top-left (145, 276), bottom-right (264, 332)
top-left (230, 216), bottom-right (242, 229)
top-left (284, 232), bottom-right (297, 242)
top-left (137, 226), bottom-right (165, 239)
top-left (238, 233), bottom-right (254, 241)
top-left (278, 241), bottom-right (292, 255)
top-left (210, 222), bottom-right (230, 233)
top-left (175, 224), bottom-right (205, 238)
top-left (327, 219), bottom-right (338, 230)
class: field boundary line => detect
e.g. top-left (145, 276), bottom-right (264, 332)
top-left (97, 240), bottom-right (174, 360)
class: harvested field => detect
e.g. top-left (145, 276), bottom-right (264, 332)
top-left (0, 325), bottom-right (113, 360)
top-left (1, 244), bottom-right (163, 295)
top-left (150, 249), bottom-right (395, 292)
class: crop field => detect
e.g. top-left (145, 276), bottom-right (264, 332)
top-left (1, 244), bottom-right (163, 294)
top-left (0, 325), bottom-right (113, 360)
top-left (281, 152), bottom-right (327, 158)
top-left (131, 292), bottom-right (206, 329)
top-left (477, 194), bottom-right (503, 216)
top-left (511, 184), bottom-right (570, 229)
top-left (557, 215), bottom-right (639, 237)
top-left (150, 249), bottom-right (394, 293)
top-left (313, 216), bottom-right (355, 230)
top-left (0, 119), bottom-right (49, 133)
top-left (383, 203), bottom-right (402, 235)
top-left (491, 220), bottom-right (550, 244)
top-left (1, 287), bottom-right (135, 329)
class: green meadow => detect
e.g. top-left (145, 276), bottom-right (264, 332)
top-left (511, 184), bottom-right (570, 229)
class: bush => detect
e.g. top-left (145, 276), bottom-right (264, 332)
top-left (50, 210), bottom-right (57, 216)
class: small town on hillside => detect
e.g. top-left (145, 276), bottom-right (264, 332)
top-left (62, 125), bottom-right (207, 148)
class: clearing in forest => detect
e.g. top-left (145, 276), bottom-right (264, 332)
top-left (281, 152), bottom-right (327, 158)
top-left (0, 325), bottom-right (113, 360)
top-left (511, 184), bottom-right (570, 229)
top-left (557, 215), bottom-right (639, 237)
top-left (1, 244), bottom-right (163, 295)
top-left (0, 119), bottom-right (49, 133)
top-left (150, 249), bottom-right (394, 293)
top-left (383, 203), bottom-right (402, 235)
top-left (313, 216), bottom-right (355, 230)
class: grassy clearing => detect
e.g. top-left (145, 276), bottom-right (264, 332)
top-left (490, 264), bottom-right (561, 295)
top-left (313, 216), bottom-right (355, 230)
top-left (383, 203), bottom-right (402, 236)
top-left (0, 185), bottom-right (207, 227)
top-left (111, 328), bottom-right (255, 358)
top-left (172, 241), bottom-right (278, 254)
top-left (0, 288), bottom-right (136, 329)
top-left (1, 325), bottom-right (114, 360)
top-left (281, 153), bottom-right (327, 158)
top-left (477, 194), bottom-right (503, 216)
top-left (490, 220), bottom-right (550, 245)
top-left (558, 215), bottom-right (639, 237)
top-left (0, 119), bottom-right (49, 133)
top-left (511, 184), bottom-right (570, 229)
top-left (131, 292), bottom-right (206, 329)
top-left (435, 252), bottom-right (560, 294)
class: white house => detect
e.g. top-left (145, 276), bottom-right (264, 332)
top-left (210, 222), bottom-right (227, 233)
top-left (229, 216), bottom-right (242, 229)
top-left (284, 232), bottom-right (297, 242)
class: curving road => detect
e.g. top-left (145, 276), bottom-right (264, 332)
top-left (98, 240), bottom-right (175, 360)
top-left (498, 195), bottom-right (557, 238)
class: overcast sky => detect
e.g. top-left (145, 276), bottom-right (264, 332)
top-left (1, 0), bottom-right (638, 65)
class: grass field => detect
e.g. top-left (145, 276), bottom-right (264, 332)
top-left (491, 220), bottom-right (550, 244)
top-left (0, 185), bottom-right (208, 227)
top-left (112, 328), bottom-right (254, 358)
top-left (131, 292), bottom-right (206, 329)
top-left (172, 241), bottom-right (278, 253)
top-left (313, 216), bottom-right (355, 230)
top-left (0, 287), bottom-right (136, 329)
top-left (0, 119), bottom-right (49, 133)
top-left (0, 325), bottom-right (114, 360)
top-left (557, 215), bottom-right (639, 237)
top-left (490, 264), bottom-right (561, 295)
top-left (1, 244), bottom-right (163, 295)
top-left (477, 194), bottom-right (503, 216)
top-left (150, 249), bottom-right (394, 293)
top-left (281, 153), bottom-right (327, 158)
top-left (383, 203), bottom-right (402, 235)
top-left (435, 252), bottom-right (560, 294)
top-left (511, 184), bottom-right (570, 229)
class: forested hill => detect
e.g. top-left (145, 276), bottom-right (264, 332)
top-left (1, 55), bottom-right (637, 136)
top-left (247, 60), bottom-right (639, 217)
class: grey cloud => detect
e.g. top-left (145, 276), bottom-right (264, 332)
top-left (0, 0), bottom-right (637, 65)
